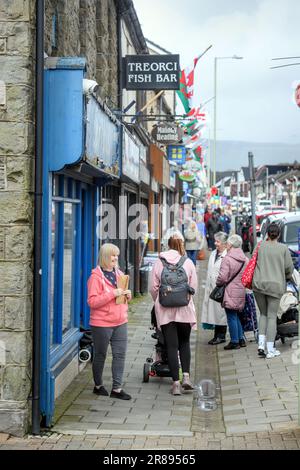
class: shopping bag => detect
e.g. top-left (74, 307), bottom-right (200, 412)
top-left (238, 293), bottom-right (258, 332)
top-left (241, 242), bottom-right (261, 289)
top-left (116, 274), bottom-right (129, 304)
top-left (197, 249), bottom-right (206, 260)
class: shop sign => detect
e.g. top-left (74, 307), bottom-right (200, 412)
top-left (170, 170), bottom-right (176, 188)
top-left (167, 145), bottom-right (186, 164)
top-left (123, 130), bottom-right (140, 184)
top-left (151, 178), bottom-right (159, 193)
top-left (179, 170), bottom-right (195, 182)
top-left (123, 54), bottom-right (180, 90)
top-left (85, 97), bottom-right (120, 176)
top-left (152, 124), bottom-right (184, 145)
top-left (140, 161), bottom-right (150, 186)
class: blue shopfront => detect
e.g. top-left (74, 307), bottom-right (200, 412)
top-left (40, 57), bottom-right (121, 425)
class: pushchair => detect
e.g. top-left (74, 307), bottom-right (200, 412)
top-left (142, 306), bottom-right (172, 382)
top-left (239, 292), bottom-right (259, 342)
top-left (276, 281), bottom-right (299, 344)
top-left (79, 329), bottom-right (94, 363)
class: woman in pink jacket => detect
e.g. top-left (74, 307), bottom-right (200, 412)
top-left (150, 233), bottom-right (197, 396)
top-left (216, 234), bottom-right (248, 350)
top-left (87, 243), bottom-right (132, 400)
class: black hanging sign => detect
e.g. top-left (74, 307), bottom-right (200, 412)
top-left (123, 54), bottom-right (180, 90)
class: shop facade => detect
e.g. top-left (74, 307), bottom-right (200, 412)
top-left (41, 58), bottom-right (122, 425)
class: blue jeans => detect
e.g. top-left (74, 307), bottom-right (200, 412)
top-left (186, 250), bottom-right (197, 265)
top-left (225, 308), bottom-right (244, 344)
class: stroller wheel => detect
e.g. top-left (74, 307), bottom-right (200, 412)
top-left (143, 362), bottom-right (151, 383)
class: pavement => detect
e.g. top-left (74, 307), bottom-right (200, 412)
top-left (0, 258), bottom-right (300, 450)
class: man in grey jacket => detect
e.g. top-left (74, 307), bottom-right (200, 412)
top-left (252, 223), bottom-right (294, 359)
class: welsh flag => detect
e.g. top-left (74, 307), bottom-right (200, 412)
top-left (193, 146), bottom-right (204, 163)
top-left (187, 107), bottom-right (207, 122)
top-left (177, 56), bottom-right (200, 113)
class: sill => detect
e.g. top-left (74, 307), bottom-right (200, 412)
top-left (50, 328), bottom-right (83, 369)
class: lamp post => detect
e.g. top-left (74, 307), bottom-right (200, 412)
top-left (213, 55), bottom-right (243, 186)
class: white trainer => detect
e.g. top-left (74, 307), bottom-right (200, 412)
top-left (171, 382), bottom-right (182, 395)
top-left (266, 349), bottom-right (281, 359)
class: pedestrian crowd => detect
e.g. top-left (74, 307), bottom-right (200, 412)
top-left (86, 204), bottom-right (297, 399)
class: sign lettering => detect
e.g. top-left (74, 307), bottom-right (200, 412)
top-left (123, 54), bottom-right (180, 90)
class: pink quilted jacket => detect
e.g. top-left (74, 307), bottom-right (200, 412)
top-left (216, 247), bottom-right (248, 311)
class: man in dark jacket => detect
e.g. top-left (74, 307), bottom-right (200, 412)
top-left (207, 212), bottom-right (223, 250)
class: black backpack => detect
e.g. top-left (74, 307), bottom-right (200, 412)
top-left (159, 255), bottom-right (194, 308)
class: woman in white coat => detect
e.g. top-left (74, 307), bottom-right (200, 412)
top-left (201, 232), bottom-right (228, 345)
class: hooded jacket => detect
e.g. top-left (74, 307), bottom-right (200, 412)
top-left (87, 266), bottom-right (128, 327)
top-left (216, 247), bottom-right (248, 311)
top-left (184, 228), bottom-right (203, 251)
top-left (150, 249), bottom-right (197, 330)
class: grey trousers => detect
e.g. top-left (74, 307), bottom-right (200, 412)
top-left (254, 292), bottom-right (280, 342)
top-left (91, 323), bottom-right (127, 390)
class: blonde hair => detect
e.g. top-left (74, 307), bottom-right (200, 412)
top-left (189, 221), bottom-right (197, 230)
top-left (98, 243), bottom-right (120, 269)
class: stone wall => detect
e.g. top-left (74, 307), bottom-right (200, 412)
top-left (0, 0), bottom-right (35, 436)
top-left (79, 0), bottom-right (97, 81)
top-left (95, 0), bottom-right (118, 106)
top-left (45, 0), bottom-right (119, 106)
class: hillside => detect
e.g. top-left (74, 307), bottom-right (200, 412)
top-left (213, 140), bottom-right (300, 171)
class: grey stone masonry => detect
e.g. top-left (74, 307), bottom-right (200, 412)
top-left (44, 0), bottom-right (119, 106)
top-left (0, 0), bottom-right (35, 436)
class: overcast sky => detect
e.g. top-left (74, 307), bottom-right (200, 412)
top-left (134, 0), bottom-right (300, 145)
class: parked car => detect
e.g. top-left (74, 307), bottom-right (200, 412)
top-left (249, 209), bottom-right (288, 250)
top-left (276, 213), bottom-right (300, 268)
top-left (278, 212), bottom-right (300, 252)
top-left (259, 212), bottom-right (288, 241)
top-left (256, 199), bottom-right (272, 212)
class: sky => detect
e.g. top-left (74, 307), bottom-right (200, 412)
top-left (133, 0), bottom-right (300, 145)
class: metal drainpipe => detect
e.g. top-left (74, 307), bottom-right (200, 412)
top-left (117, 5), bottom-right (127, 273)
top-left (32, 0), bottom-right (44, 435)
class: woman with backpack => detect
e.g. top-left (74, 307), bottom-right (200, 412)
top-left (150, 232), bottom-right (197, 396)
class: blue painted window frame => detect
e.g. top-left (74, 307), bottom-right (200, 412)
top-left (50, 176), bottom-right (81, 348)
top-left (41, 173), bottom-right (103, 424)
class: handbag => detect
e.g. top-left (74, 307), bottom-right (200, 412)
top-left (241, 242), bottom-right (262, 289)
top-left (197, 249), bottom-right (206, 261)
top-left (209, 284), bottom-right (225, 303)
top-left (209, 262), bottom-right (245, 303)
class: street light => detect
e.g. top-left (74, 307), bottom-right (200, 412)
top-left (213, 55), bottom-right (243, 186)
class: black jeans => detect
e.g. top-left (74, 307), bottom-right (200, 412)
top-left (214, 325), bottom-right (227, 339)
top-left (161, 322), bottom-right (191, 381)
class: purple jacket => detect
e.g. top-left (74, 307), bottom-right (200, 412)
top-left (216, 247), bottom-right (248, 311)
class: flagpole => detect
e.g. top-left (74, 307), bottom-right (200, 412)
top-left (197, 45), bottom-right (213, 61)
top-left (213, 57), bottom-right (217, 186)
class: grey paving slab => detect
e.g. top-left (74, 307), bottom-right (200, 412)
top-left (48, 261), bottom-right (299, 441)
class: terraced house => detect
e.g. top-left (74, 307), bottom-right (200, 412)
top-left (0, 0), bottom-right (178, 436)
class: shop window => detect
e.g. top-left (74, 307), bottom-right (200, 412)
top-left (62, 203), bottom-right (76, 335)
top-left (50, 183), bottom-right (80, 346)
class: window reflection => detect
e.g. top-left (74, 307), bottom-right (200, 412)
top-left (63, 203), bottom-right (75, 335)
top-left (50, 201), bottom-right (76, 345)
top-left (50, 202), bottom-right (57, 345)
